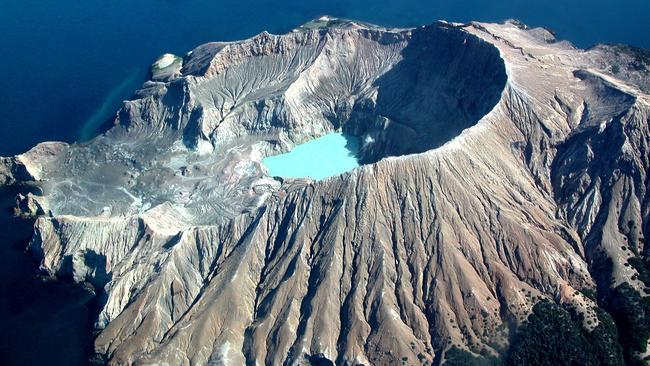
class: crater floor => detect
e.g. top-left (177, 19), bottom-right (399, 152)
top-left (1, 16), bottom-right (507, 228)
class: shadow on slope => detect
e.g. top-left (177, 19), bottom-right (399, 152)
top-left (346, 23), bottom-right (507, 163)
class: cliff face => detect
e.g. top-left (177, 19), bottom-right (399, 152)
top-left (3, 18), bottom-right (650, 365)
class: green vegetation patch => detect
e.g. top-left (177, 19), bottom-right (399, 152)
top-left (505, 300), bottom-right (623, 366)
top-left (605, 283), bottom-right (650, 365)
top-left (608, 44), bottom-right (650, 71)
top-left (444, 347), bottom-right (501, 366)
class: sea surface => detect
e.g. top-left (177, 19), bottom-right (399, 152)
top-left (263, 133), bottom-right (361, 180)
top-left (0, 1), bottom-right (649, 365)
top-left (1, 0), bottom-right (650, 157)
top-left (0, 186), bottom-right (95, 365)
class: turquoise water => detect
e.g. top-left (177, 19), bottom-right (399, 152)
top-left (263, 133), bottom-right (361, 180)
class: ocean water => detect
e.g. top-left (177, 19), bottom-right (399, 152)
top-left (263, 133), bottom-right (361, 180)
top-left (0, 186), bottom-right (95, 366)
top-left (0, 1), bottom-right (649, 365)
top-left (1, 0), bottom-right (649, 157)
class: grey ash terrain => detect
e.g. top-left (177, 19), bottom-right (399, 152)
top-left (2, 17), bottom-right (650, 365)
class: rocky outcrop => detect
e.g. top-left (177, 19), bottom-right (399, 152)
top-left (3, 17), bottom-right (650, 365)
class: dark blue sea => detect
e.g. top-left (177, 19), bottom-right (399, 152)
top-left (0, 1), bottom-right (648, 365)
top-left (1, 0), bottom-right (649, 156)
